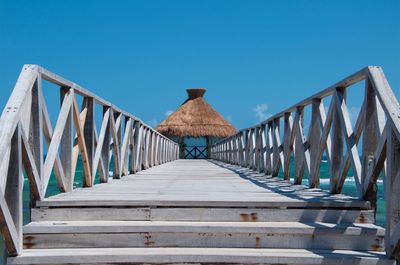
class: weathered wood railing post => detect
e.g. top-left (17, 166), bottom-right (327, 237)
top-left (362, 79), bottom-right (385, 214)
top-left (5, 123), bottom-right (23, 255)
top-left (101, 106), bottom-right (111, 182)
top-left (294, 107), bottom-right (305, 184)
top-left (0, 65), bottom-right (179, 258)
top-left (30, 78), bottom-right (44, 195)
top-left (60, 87), bottom-right (73, 191)
top-left (283, 112), bottom-right (293, 181)
top-left (265, 122), bottom-right (272, 176)
top-left (309, 99), bottom-right (322, 188)
top-left (272, 118), bottom-right (281, 177)
top-left (209, 65), bottom-right (400, 259)
top-left (386, 126), bottom-right (400, 259)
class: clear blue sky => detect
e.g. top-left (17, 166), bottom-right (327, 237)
top-left (1, 0), bottom-right (399, 130)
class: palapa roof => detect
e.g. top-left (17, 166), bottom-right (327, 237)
top-left (156, 88), bottom-right (236, 138)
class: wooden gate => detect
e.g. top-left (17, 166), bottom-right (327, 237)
top-left (184, 146), bottom-right (207, 159)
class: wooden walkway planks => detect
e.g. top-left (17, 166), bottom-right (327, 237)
top-left (37, 160), bottom-right (369, 209)
top-left (15, 159), bottom-right (394, 264)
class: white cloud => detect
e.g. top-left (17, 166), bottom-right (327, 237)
top-left (147, 119), bottom-right (158, 128)
top-left (165, 110), bottom-right (174, 117)
top-left (252, 103), bottom-right (271, 122)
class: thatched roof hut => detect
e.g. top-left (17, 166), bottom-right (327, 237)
top-left (156, 88), bottom-right (236, 159)
top-left (156, 88), bottom-right (236, 138)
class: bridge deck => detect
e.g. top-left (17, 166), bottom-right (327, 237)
top-left (37, 160), bottom-right (368, 209)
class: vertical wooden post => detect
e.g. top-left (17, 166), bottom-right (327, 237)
top-left (272, 118), bottom-right (281, 177)
top-left (83, 98), bottom-right (95, 186)
top-left (265, 123), bottom-right (273, 176)
top-left (330, 90), bottom-right (344, 193)
top-left (143, 128), bottom-right (150, 169)
top-left (294, 107), bottom-right (305, 184)
top-left (237, 134), bottom-right (243, 166)
top-left (309, 99), bottom-right (321, 188)
top-left (130, 121), bottom-right (139, 173)
top-left (111, 112), bottom-right (122, 179)
top-left (386, 126), bottom-right (400, 259)
top-left (254, 127), bottom-right (260, 171)
top-left (361, 79), bottom-right (385, 215)
top-left (60, 87), bottom-right (73, 192)
top-left (233, 136), bottom-right (238, 165)
top-left (362, 80), bottom-right (381, 214)
top-left (30, 77), bottom-right (43, 197)
top-left (283, 113), bottom-right (293, 181)
top-left (260, 125), bottom-right (266, 173)
top-left (148, 131), bottom-right (154, 167)
top-left (154, 134), bottom-right (159, 166)
top-left (5, 123), bottom-right (23, 255)
top-left (101, 107), bottom-right (111, 182)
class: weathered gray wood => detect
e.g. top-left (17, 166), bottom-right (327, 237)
top-left (259, 126), bottom-right (266, 172)
top-left (29, 77), bottom-right (43, 191)
top-left (93, 126), bottom-right (107, 183)
top-left (20, 127), bottom-right (42, 200)
top-left (129, 122), bottom-right (136, 172)
top-left (8, 247), bottom-right (395, 265)
top-left (120, 118), bottom-right (132, 176)
top-left (60, 87), bottom-right (73, 192)
top-left (368, 66), bottom-right (400, 140)
top-left (309, 99), bottom-right (321, 187)
top-left (4, 124), bottom-right (23, 255)
top-left (31, 206), bottom-right (374, 223)
top-left (133, 122), bottom-right (142, 173)
top-left (312, 99), bottom-right (334, 186)
top-left (295, 107), bottom-right (310, 184)
top-left (92, 109), bottom-right (110, 183)
top-left (42, 91), bottom-right (72, 193)
top-left (0, 186), bottom-right (20, 256)
top-left (386, 127), bottom-right (400, 259)
top-left (71, 97), bottom-right (88, 182)
top-left (362, 82), bottom-right (382, 213)
top-left (329, 94), bottom-right (344, 193)
top-left (265, 123), bottom-right (273, 175)
top-left (0, 64), bottom-right (179, 261)
top-left (334, 89), bottom-right (362, 196)
top-left (283, 113), bottom-right (293, 180)
top-left (41, 96), bottom-right (68, 194)
top-left (110, 110), bottom-right (121, 178)
top-left (363, 125), bottom-right (387, 202)
top-left (0, 65), bottom-right (38, 167)
top-left (83, 97), bottom-right (95, 186)
top-left (272, 118), bottom-right (282, 176)
top-left (23, 221), bottom-right (384, 251)
top-left (35, 160), bottom-right (370, 209)
top-left (101, 106), bottom-right (111, 183)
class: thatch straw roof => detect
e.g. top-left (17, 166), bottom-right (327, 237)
top-left (156, 89), bottom-right (236, 138)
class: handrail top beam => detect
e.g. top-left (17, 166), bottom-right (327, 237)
top-left (19, 64), bottom-right (175, 145)
top-left (216, 66), bottom-right (386, 145)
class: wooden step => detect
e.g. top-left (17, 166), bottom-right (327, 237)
top-left (35, 198), bottom-right (371, 209)
top-left (32, 206), bottom-right (374, 223)
top-left (23, 221), bottom-right (385, 251)
top-left (8, 248), bottom-right (395, 265)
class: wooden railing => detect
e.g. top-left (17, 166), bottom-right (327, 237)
top-left (210, 66), bottom-right (400, 259)
top-left (0, 65), bottom-right (179, 256)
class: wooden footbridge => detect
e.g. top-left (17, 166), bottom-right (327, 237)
top-left (0, 65), bottom-right (399, 264)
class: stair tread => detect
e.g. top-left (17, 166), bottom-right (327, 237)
top-left (8, 248), bottom-right (394, 264)
top-left (35, 198), bottom-right (370, 209)
top-left (24, 221), bottom-right (385, 235)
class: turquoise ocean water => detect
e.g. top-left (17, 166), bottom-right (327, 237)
top-left (0, 160), bottom-right (385, 261)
